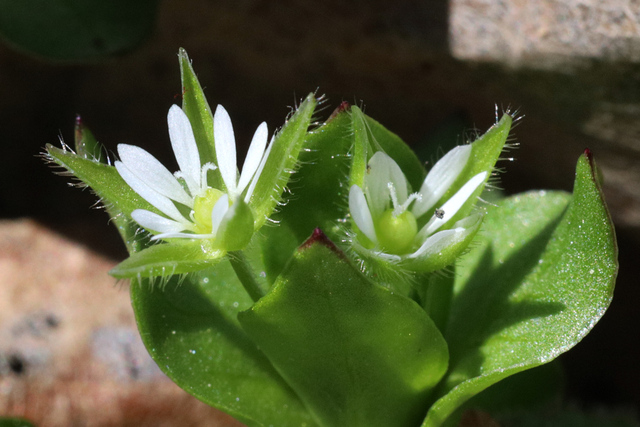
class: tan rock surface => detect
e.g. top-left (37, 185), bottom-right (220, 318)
top-left (0, 219), bottom-right (244, 427)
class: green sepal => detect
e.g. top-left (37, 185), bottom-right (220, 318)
top-left (422, 151), bottom-right (617, 427)
top-left (247, 93), bottom-right (317, 227)
top-left (71, 118), bottom-right (144, 253)
top-left (46, 144), bottom-right (156, 217)
top-left (217, 197), bottom-right (255, 251)
top-left (438, 114), bottom-right (512, 229)
top-left (178, 48), bottom-right (224, 190)
top-left (350, 105), bottom-right (426, 190)
top-left (110, 241), bottom-right (225, 278)
top-left (74, 116), bottom-right (103, 162)
top-left (239, 230), bottom-right (449, 427)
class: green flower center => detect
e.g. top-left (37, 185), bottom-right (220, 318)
top-left (375, 208), bottom-right (418, 255)
top-left (193, 188), bottom-right (225, 234)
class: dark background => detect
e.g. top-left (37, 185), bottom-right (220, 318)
top-left (0, 0), bottom-right (637, 419)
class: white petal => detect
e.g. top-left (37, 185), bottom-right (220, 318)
top-left (408, 228), bottom-right (463, 260)
top-left (237, 122), bottom-right (268, 195)
top-left (210, 193), bottom-right (230, 237)
top-left (409, 214), bottom-right (482, 260)
top-left (349, 185), bottom-right (378, 244)
top-left (214, 105), bottom-right (238, 197)
top-left (413, 145), bottom-right (472, 218)
top-left (116, 160), bottom-right (190, 225)
top-left (117, 144), bottom-right (193, 208)
top-left (168, 105), bottom-right (203, 196)
top-left (151, 231), bottom-right (216, 240)
top-left (131, 209), bottom-right (188, 233)
top-left (365, 152), bottom-right (409, 219)
top-left (244, 135), bottom-right (274, 204)
top-left (418, 171), bottom-right (487, 238)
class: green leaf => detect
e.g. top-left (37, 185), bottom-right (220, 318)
top-left (131, 240), bottom-right (316, 427)
top-left (110, 241), bottom-right (225, 279)
top-left (423, 151), bottom-right (618, 426)
top-left (0, 418), bottom-right (36, 427)
top-left (0, 0), bottom-right (159, 60)
top-left (349, 106), bottom-right (426, 191)
top-left (239, 230), bottom-right (449, 427)
top-left (358, 107), bottom-right (426, 190)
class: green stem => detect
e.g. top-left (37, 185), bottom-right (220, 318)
top-left (229, 250), bottom-right (265, 302)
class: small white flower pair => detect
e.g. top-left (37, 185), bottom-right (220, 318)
top-left (115, 104), bottom-right (271, 245)
top-left (348, 146), bottom-right (487, 271)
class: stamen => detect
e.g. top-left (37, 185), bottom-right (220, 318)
top-left (394, 193), bottom-right (421, 217)
top-left (388, 182), bottom-right (399, 212)
top-left (200, 162), bottom-right (217, 191)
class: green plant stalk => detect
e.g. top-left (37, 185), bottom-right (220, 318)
top-left (229, 250), bottom-right (265, 302)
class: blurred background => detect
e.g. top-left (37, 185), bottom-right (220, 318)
top-left (0, 0), bottom-right (638, 425)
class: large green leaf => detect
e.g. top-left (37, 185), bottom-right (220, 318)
top-left (0, 0), bottom-right (158, 60)
top-left (131, 237), bottom-right (316, 427)
top-left (422, 151), bottom-right (618, 426)
top-left (239, 230), bottom-right (449, 427)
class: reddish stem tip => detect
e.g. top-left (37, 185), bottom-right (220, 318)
top-left (300, 228), bottom-right (346, 259)
top-left (328, 101), bottom-right (351, 122)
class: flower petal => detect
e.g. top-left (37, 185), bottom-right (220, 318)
top-left (417, 171), bottom-right (487, 239)
top-left (237, 121), bottom-right (268, 195)
top-left (117, 144), bottom-right (193, 208)
top-left (131, 209), bottom-right (188, 234)
top-left (152, 231), bottom-right (216, 240)
top-left (401, 215), bottom-right (483, 271)
top-left (210, 193), bottom-right (230, 237)
top-left (115, 160), bottom-right (190, 225)
top-left (214, 105), bottom-right (238, 197)
top-left (167, 105), bottom-right (202, 196)
top-left (245, 135), bottom-right (274, 204)
top-left (349, 185), bottom-right (377, 244)
top-left (413, 144), bottom-right (472, 218)
top-left (365, 152), bottom-right (409, 219)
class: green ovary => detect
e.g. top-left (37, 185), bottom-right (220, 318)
top-left (376, 208), bottom-right (418, 255)
top-left (193, 188), bottom-right (225, 234)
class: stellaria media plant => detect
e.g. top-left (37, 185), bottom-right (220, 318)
top-left (44, 49), bottom-right (618, 427)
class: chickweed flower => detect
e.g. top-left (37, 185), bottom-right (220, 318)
top-left (115, 104), bottom-right (270, 250)
top-left (349, 146), bottom-right (487, 272)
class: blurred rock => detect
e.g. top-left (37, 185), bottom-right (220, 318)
top-left (451, 0), bottom-right (640, 67)
top-left (0, 219), bottom-right (244, 427)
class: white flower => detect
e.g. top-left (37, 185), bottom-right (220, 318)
top-left (115, 104), bottom-right (270, 245)
top-left (348, 147), bottom-right (487, 271)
